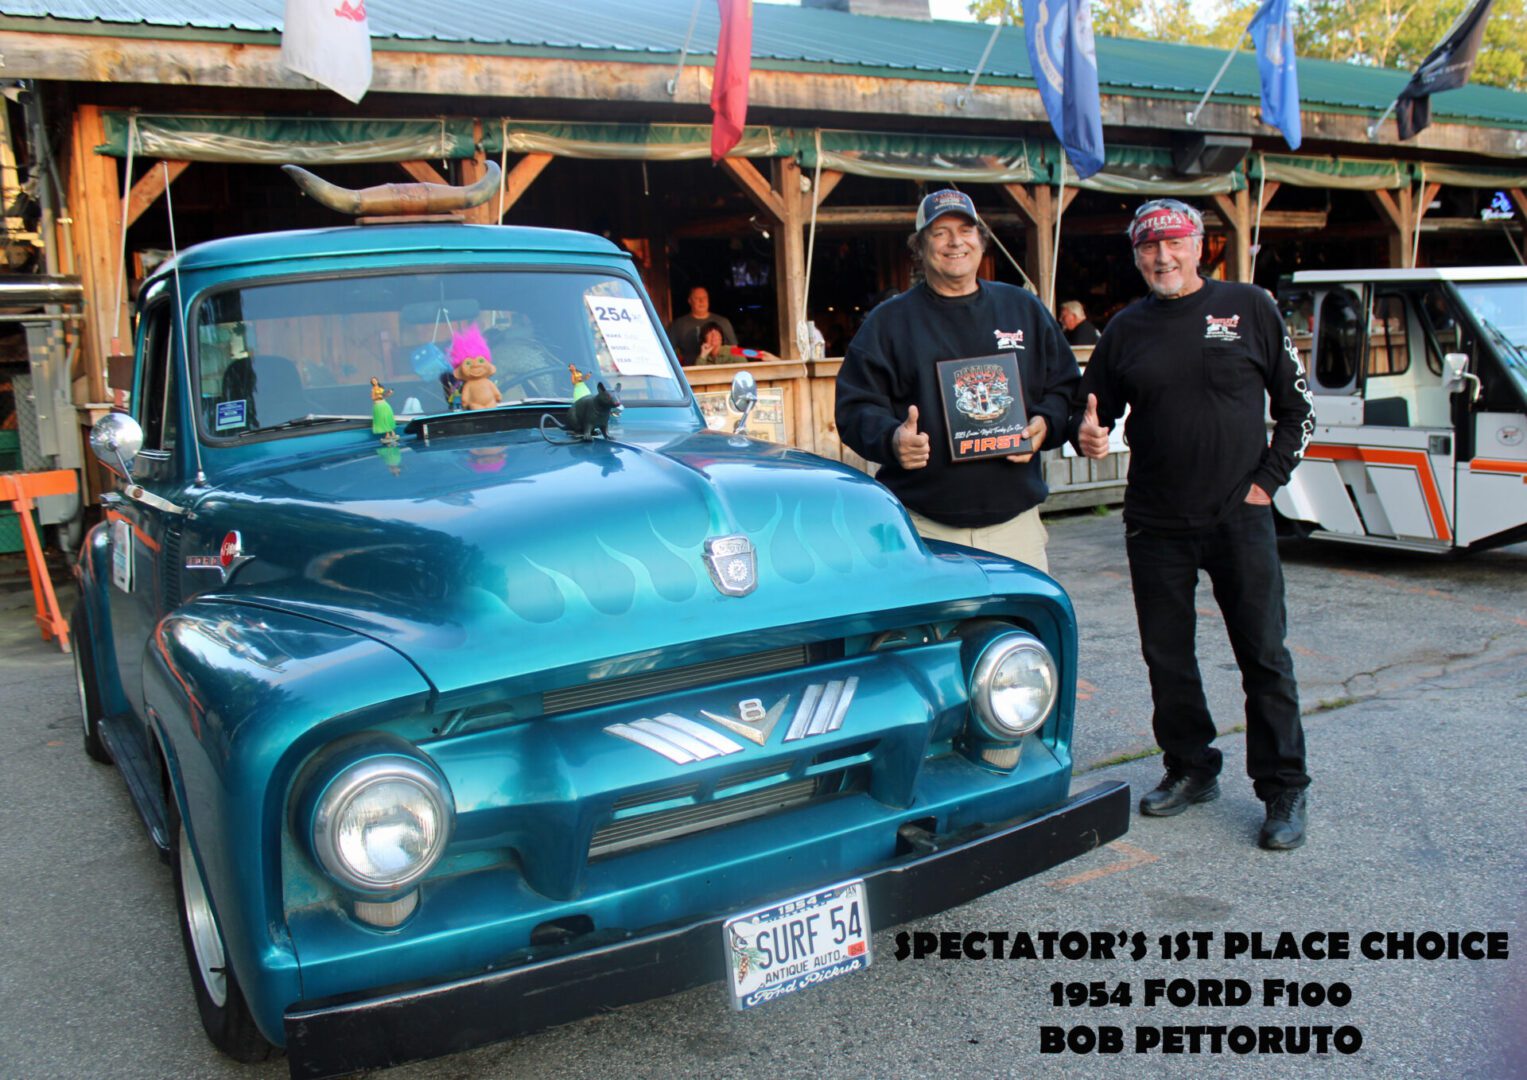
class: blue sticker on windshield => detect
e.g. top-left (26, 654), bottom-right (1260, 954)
top-left (216, 400), bottom-right (248, 431)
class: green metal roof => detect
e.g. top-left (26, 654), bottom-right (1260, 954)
top-left (1, 0), bottom-right (1523, 127)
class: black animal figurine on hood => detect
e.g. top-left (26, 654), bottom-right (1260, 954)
top-left (568, 381), bottom-right (621, 440)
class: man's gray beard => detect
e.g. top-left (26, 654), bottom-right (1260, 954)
top-left (1148, 279), bottom-right (1184, 299)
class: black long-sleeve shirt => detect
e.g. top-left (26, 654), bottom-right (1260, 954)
top-left (1075, 278), bottom-right (1314, 532)
top-left (835, 281), bottom-right (1080, 527)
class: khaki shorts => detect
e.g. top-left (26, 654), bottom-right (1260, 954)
top-left (908, 506), bottom-right (1050, 574)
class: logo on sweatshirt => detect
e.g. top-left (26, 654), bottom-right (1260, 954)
top-left (1204, 314), bottom-right (1242, 341)
top-left (993, 328), bottom-right (1025, 351)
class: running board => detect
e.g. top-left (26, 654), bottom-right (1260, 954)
top-left (1309, 530), bottom-right (1452, 555)
top-left (98, 715), bottom-right (171, 861)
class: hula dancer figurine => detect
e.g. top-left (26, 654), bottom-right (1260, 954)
top-left (371, 378), bottom-right (398, 444)
top-left (570, 364), bottom-right (591, 401)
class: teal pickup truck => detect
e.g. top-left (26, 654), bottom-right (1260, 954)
top-left (72, 169), bottom-right (1127, 1078)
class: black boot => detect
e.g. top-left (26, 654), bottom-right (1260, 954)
top-left (1258, 789), bottom-right (1308, 850)
top-left (1139, 771), bottom-right (1220, 817)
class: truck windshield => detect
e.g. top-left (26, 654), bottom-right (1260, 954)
top-left (193, 269), bottom-right (686, 439)
top-left (1456, 280), bottom-right (1527, 404)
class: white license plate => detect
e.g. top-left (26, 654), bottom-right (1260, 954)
top-left (722, 879), bottom-right (872, 1010)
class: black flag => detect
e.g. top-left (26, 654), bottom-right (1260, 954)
top-left (1394, 0), bottom-right (1495, 140)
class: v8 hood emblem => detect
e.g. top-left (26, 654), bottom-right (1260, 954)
top-left (700, 695), bottom-right (790, 746)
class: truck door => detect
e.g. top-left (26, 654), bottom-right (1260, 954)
top-left (1276, 284), bottom-right (1455, 550)
top-left (1447, 278), bottom-right (1527, 548)
top-left (105, 302), bottom-right (190, 717)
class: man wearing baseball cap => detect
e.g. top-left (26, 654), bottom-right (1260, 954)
top-left (1073, 198), bottom-right (1315, 849)
top-left (834, 188), bottom-right (1079, 572)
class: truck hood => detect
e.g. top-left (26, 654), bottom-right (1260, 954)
top-left (187, 428), bottom-right (1002, 701)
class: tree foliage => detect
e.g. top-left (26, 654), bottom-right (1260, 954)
top-left (967, 0), bottom-right (1524, 90)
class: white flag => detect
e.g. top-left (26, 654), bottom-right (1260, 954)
top-left (281, 0), bottom-right (373, 104)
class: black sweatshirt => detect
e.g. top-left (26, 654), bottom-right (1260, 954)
top-left (1075, 278), bottom-right (1314, 532)
top-left (835, 280), bottom-right (1080, 527)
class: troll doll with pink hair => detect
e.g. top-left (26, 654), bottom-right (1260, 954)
top-left (451, 325), bottom-right (501, 410)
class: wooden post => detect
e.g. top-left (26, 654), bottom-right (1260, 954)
top-left (1210, 188), bottom-right (1252, 282)
top-left (457, 120), bottom-right (494, 225)
top-left (68, 104), bottom-right (126, 404)
top-left (1366, 187), bottom-right (1416, 268)
top-left (1411, 181), bottom-right (1442, 266)
top-left (772, 157), bottom-right (806, 360)
top-left (999, 182), bottom-right (1073, 312)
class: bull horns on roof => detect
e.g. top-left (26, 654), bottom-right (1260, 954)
top-left (281, 161), bottom-right (501, 217)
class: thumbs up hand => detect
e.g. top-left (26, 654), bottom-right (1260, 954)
top-left (1078, 393), bottom-right (1113, 460)
top-left (893, 405), bottom-right (931, 469)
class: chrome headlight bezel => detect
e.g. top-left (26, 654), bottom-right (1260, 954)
top-left (309, 753), bottom-right (454, 895)
top-left (968, 631), bottom-right (1058, 740)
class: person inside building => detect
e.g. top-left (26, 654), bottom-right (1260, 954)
top-left (833, 188), bottom-right (1079, 573)
top-left (666, 286), bottom-right (737, 366)
top-left (1072, 197), bottom-right (1315, 850)
top-left (1058, 299), bottom-right (1100, 346)
top-left (696, 320), bottom-right (778, 364)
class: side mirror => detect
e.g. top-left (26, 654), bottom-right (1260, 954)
top-left (1441, 352), bottom-right (1482, 402)
top-left (89, 412), bottom-right (144, 480)
top-left (728, 370), bottom-right (758, 435)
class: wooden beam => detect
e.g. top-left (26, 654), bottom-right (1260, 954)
top-left (1000, 183), bottom-right (1054, 309)
top-left (719, 157), bottom-right (786, 223)
top-left (4, 33), bottom-right (1523, 158)
top-left (400, 160), bottom-right (449, 186)
top-left (499, 152), bottom-right (553, 220)
top-left (813, 169), bottom-right (845, 206)
top-left (1211, 189), bottom-right (1252, 281)
top-left (1257, 180), bottom-right (1281, 214)
top-left (1001, 183), bottom-right (1040, 226)
top-left (1510, 189), bottom-right (1527, 221)
top-left (124, 160), bottom-right (189, 230)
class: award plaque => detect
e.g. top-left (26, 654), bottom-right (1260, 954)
top-left (934, 352), bottom-right (1030, 462)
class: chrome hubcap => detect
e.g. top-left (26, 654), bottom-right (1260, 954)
top-left (179, 823), bottom-right (228, 1007)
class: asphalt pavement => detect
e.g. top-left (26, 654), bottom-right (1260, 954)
top-left (0, 511), bottom-right (1523, 1080)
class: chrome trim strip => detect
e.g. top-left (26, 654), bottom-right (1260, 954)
top-left (605, 723), bottom-right (699, 765)
top-left (807, 679), bottom-right (845, 737)
top-left (825, 675), bottom-right (858, 733)
top-left (651, 713), bottom-right (746, 756)
top-left (784, 682), bottom-right (825, 742)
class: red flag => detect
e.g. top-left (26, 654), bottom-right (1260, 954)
top-left (710, 0), bottom-right (753, 162)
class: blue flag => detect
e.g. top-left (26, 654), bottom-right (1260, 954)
top-left (1248, 0), bottom-right (1302, 150)
top-left (1022, 0), bottom-right (1106, 180)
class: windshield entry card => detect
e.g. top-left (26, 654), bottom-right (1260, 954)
top-left (723, 879), bottom-right (871, 1011)
top-left (584, 295), bottom-right (671, 377)
top-left (215, 400), bottom-right (247, 431)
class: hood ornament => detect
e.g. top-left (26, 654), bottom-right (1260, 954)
top-left (186, 530), bottom-right (254, 584)
top-left (703, 535), bottom-right (757, 597)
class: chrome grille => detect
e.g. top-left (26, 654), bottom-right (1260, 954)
top-left (543, 645), bottom-right (810, 715)
top-left (589, 775), bottom-right (824, 859)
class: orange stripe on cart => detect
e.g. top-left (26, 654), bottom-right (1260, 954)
top-left (1470, 458), bottom-right (1527, 481)
top-left (1304, 444), bottom-right (1452, 543)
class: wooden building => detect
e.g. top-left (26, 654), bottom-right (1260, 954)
top-left (0, 0), bottom-right (1523, 492)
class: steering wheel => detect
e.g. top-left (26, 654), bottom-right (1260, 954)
top-left (496, 364), bottom-right (573, 398)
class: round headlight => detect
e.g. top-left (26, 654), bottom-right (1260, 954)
top-left (312, 756), bottom-right (452, 893)
top-left (970, 633), bottom-right (1058, 739)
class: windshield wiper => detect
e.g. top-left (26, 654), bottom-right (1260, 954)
top-left (1479, 318), bottom-right (1526, 365)
top-left (238, 414), bottom-right (360, 436)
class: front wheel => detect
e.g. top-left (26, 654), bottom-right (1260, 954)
top-left (171, 800), bottom-right (276, 1063)
top-left (70, 606), bottom-right (111, 764)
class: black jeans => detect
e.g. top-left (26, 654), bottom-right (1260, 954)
top-left (1125, 502), bottom-right (1309, 801)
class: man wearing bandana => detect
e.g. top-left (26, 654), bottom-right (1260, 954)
top-left (1073, 199), bottom-right (1315, 850)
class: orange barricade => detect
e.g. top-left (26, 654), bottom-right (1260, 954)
top-left (0, 470), bottom-right (77, 652)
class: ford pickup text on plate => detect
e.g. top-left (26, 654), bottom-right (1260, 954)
top-left (71, 166), bottom-right (1128, 1079)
